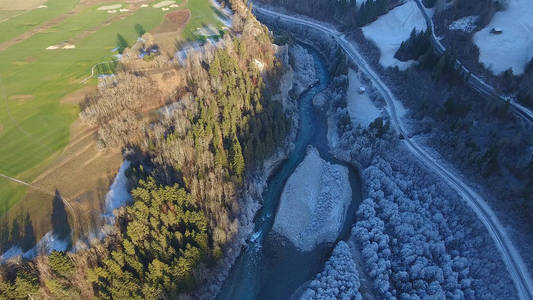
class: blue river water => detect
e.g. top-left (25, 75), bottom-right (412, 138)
top-left (217, 44), bottom-right (362, 300)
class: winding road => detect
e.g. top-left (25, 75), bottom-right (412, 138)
top-left (253, 5), bottom-right (533, 300)
top-left (413, 0), bottom-right (533, 124)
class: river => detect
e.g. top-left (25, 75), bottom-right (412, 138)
top-left (217, 44), bottom-right (362, 300)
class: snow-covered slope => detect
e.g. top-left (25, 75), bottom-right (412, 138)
top-left (347, 69), bottom-right (381, 127)
top-left (253, 5), bottom-right (533, 299)
top-left (272, 147), bottom-right (351, 251)
top-left (473, 0), bottom-right (533, 75)
top-left (103, 160), bottom-right (131, 220)
top-left (362, 0), bottom-right (426, 70)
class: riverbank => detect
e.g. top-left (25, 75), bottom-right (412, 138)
top-left (254, 5), bottom-right (519, 299)
top-left (190, 42), bottom-right (319, 299)
top-left (216, 36), bottom-right (364, 298)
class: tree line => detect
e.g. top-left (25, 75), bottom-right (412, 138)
top-left (394, 27), bottom-right (467, 84)
top-left (0, 1), bottom-right (291, 298)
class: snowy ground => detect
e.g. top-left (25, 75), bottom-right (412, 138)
top-left (448, 16), bottom-right (478, 33)
top-left (98, 4), bottom-right (122, 11)
top-left (347, 69), bottom-right (381, 127)
top-left (272, 147), bottom-right (351, 251)
top-left (210, 0), bottom-right (233, 27)
top-left (473, 0), bottom-right (533, 75)
top-left (103, 160), bottom-right (131, 221)
top-left (195, 24), bottom-right (220, 37)
top-left (361, 0), bottom-right (427, 70)
top-left (176, 39), bottom-right (224, 65)
top-left (254, 5), bottom-right (527, 298)
top-left (1, 232), bottom-right (69, 263)
top-left (300, 241), bottom-right (362, 300)
top-left (153, 1), bottom-right (175, 8)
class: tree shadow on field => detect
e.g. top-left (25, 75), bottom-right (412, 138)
top-left (52, 190), bottom-right (71, 242)
top-left (7, 212), bottom-right (35, 252)
top-left (211, 6), bottom-right (229, 23)
top-left (0, 216), bottom-right (9, 253)
top-left (20, 213), bottom-right (35, 252)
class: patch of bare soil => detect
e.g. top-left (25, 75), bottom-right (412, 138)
top-left (150, 68), bottom-right (183, 97)
top-left (8, 94), bottom-right (34, 101)
top-left (61, 85), bottom-right (97, 104)
top-left (0, 0), bottom-right (45, 11)
top-left (166, 9), bottom-right (190, 26)
top-left (25, 56), bottom-right (36, 63)
top-left (151, 9), bottom-right (190, 35)
top-left (149, 9), bottom-right (190, 54)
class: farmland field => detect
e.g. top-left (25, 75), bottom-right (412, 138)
top-left (0, 0), bottom-right (226, 246)
top-left (0, 0), bottom-right (79, 45)
top-left (0, 10), bottom-right (22, 22)
top-left (183, 0), bottom-right (225, 40)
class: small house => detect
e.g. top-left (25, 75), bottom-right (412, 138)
top-left (490, 27), bottom-right (503, 34)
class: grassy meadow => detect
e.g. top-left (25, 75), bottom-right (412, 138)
top-left (0, 0), bottom-right (226, 223)
top-left (183, 0), bottom-right (224, 41)
top-left (0, 0), bottom-right (79, 45)
top-left (0, 10), bottom-right (22, 21)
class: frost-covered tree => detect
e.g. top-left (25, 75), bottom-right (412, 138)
top-left (300, 241), bottom-right (362, 300)
top-left (327, 98), bottom-right (517, 299)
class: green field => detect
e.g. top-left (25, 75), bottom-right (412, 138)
top-left (0, 0), bottom-right (79, 45)
top-left (0, 177), bottom-right (26, 215)
top-left (184, 0), bottom-right (225, 41)
top-left (0, 10), bottom-right (22, 21)
top-left (0, 0), bottom-right (225, 216)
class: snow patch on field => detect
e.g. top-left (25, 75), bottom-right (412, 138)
top-left (195, 24), bottom-right (219, 37)
top-left (23, 232), bottom-right (69, 259)
top-left (1, 232), bottom-right (69, 263)
top-left (449, 16), bottom-right (478, 32)
top-left (211, 0), bottom-right (232, 27)
top-left (347, 69), bottom-right (381, 127)
top-left (254, 59), bottom-right (264, 72)
top-left (103, 160), bottom-right (131, 219)
top-left (362, 0), bottom-right (427, 70)
top-left (153, 0), bottom-right (175, 8)
top-left (300, 241), bottom-right (362, 300)
top-left (272, 147), bottom-right (351, 251)
top-left (98, 4), bottom-right (122, 11)
top-left (473, 0), bottom-right (533, 75)
top-left (0, 247), bottom-right (23, 263)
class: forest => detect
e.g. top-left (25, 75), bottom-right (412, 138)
top-left (0, 0), bottom-right (292, 298)
top-left (257, 0), bottom-right (398, 27)
top-left (327, 88), bottom-right (518, 298)
top-left (340, 4), bottom-right (533, 249)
